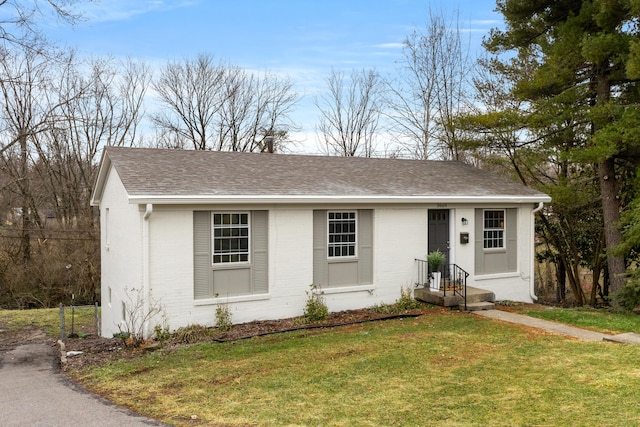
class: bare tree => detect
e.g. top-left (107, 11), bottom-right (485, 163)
top-left (385, 8), bottom-right (471, 160)
top-left (34, 57), bottom-right (150, 227)
top-left (0, 48), bottom-right (82, 260)
top-left (152, 54), bottom-right (226, 150)
top-left (0, 0), bottom-right (85, 54)
top-left (153, 53), bottom-right (299, 152)
top-left (0, 49), bottom-right (149, 307)
top-left (315, 68), bottom-right (383, 157)
top-left (215, 67), bottom-right (297, 152)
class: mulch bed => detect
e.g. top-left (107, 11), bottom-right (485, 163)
top-left (61, 308), bottom-right (434, 371)
top-left (213, 311), bottom-right (423, 341)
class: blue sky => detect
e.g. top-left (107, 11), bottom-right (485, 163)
top-left (43, 0), bottom-right (503, 151)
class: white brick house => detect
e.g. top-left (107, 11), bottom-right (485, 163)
top-left (91, 147), bottom-right (551, 337)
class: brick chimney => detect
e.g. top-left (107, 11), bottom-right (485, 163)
top-left (264, 136), bottom-right (274, 153)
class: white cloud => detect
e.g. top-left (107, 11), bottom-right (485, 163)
top-left (76, 0), bottom-right (198, 23)
top-left (375, 43), bottom-right (404, 49)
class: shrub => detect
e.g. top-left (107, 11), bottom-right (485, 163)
top-left (113, 331), bottom-right (130, 344)
top-left (394, 286), bottom-right (423, 311)
top-left (215, 304), bottom-right (233, 331)
top-left (173, 324), bottom-right (211, 344)
top-left (116, 287), bottom-right (165, 347)
top-left (614, 276), bottom-right (640, 311)
top-left (371, 287), bottom-right (422, 314)
top-left (303, 284), bottom-right (329, 322)
top-left (153, 324), bottom-right (171, 343)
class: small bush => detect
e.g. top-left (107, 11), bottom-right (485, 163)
top-left (371, 287), bottom-right (422, 314)
top-left (395, 287), bottom-right (422, 311)
top-left (614, 277), bottom-right (640, 311)
top-left (215, 304), bottom-right (233, 331)
top-left (117, 287), bottom-right (165, 347)
top-left (153, 324), bottom-right (171, 343)
top-left (173, 324), bottom-right (211, 344)
top-left (303, 284), bottom-right (329, 322)
top-left (113, 331), bottom-right (130, 344)
top-left (370, 302), bottom-right (395, 314)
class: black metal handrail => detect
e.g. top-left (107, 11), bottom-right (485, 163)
top-left (415, 259), bottom-right (469, 310)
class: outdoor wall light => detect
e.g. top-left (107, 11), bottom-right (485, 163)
top-left (461, 217), bottom-right (468, 225)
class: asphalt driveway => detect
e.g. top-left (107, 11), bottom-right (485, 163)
top-left (0, 340), bottom-right (166, 427)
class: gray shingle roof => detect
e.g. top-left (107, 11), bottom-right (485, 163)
top-left (92, 146), bottom-right (550, 204)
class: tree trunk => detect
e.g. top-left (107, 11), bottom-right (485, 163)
top-left (594, 68), bottom-right (625, 295)
top-left (19, 134), bottom-right (31, 262)
top-left (589, 231), bottom-right (604, 306)
top-left (556, 256), bottom-right (566, 304)
top-left (599, 158), bottom-right (625, 293)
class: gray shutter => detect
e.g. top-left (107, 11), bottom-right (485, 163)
top-left (251, 210), bottom-right (269, 294)
top-left (506, 208), bottom-right (518, 272)
top-left (193, 211), bottom-right (212, 299)
top-left (474, 208), bottom-right (484, 274)
top-left (313, 210), bottom-right (327, 287)
top-left (358, 209), bottom-right (373, 284)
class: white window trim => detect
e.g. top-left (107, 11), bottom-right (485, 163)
top-left (483, 209), bottom-right (506, 250)
top-left (475, 271), bottom-right (520, 280)
top-left (212, 211), bottom-right (251, 265)
top-left (193, 293), bottom-right (270, 306)
top-left (327, 210), bottom-right (358, 258)
top-left (316, 284), bottom-right (375, 295)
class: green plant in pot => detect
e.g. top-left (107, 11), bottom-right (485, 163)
top-left (426, 250), bottom-right (445, 291)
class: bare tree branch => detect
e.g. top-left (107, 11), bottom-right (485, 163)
top-left (153, 54), bottom-right (299, 152)
top-left (384, 8), bottom-right (471, 160)
top-left (315, 68), bottom-right (383, 157)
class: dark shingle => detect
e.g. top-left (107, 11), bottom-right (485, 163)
top-left (101, 146), bottom-right (548, 199)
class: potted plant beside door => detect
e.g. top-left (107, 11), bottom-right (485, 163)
top-left (427, 250), bottom-right (445, 291)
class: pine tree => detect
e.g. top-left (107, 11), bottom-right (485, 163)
top-left (484, 0), bottom-right (640, 295)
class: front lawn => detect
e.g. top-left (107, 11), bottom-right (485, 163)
top-left (70, 309), bottom-right (640, 426)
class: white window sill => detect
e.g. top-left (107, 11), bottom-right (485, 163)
top-left (194, 293), bottom-right (270, 306)
top-left (475, 272), bottom-right (520, 281)
top-left (483, 248), bottom-right (507, 254)
top-left (316, 284), bottom-right (375, 295)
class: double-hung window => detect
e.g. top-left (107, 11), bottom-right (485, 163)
top-left (328, 211), bottom-right (357, 257)
top-left (483, 210), bottom-right (505, 249)
top-left (212, 212), bottom-right (249, 263)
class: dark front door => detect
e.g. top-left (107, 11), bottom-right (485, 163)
top-left (428, 209), bottom-right (450, 264)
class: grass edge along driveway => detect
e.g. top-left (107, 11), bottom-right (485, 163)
top-left (71, 310), bottom-right (640, 427)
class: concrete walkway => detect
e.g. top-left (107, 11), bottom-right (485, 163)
top-left (0, 342), bottom-right (167, 427)
top-left (474, 309), bottom-right (640, 344)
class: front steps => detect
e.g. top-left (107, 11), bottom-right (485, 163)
top-left (464, 301), bottom-right (496, 311)
top-left (414, 286), bottom-right (495, 311)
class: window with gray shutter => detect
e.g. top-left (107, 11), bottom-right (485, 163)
top-left (193, 210), bottom-right (268, 299)
top-left (475, 208), bottom-right (517, 274)
top-left (313, 209), bottom-right (373, 288)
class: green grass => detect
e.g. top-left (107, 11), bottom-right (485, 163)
top-left (504, 304), bottom-right (640, 334)
top-left (0, 305), bottom-right (98, 338)
top-left (72, 310), bottom-right (640, 427)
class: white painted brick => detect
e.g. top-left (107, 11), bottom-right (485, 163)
top-left (99, 167), bottom-right (144, 337)
top-left (99, 193), bottom-right (538, 336)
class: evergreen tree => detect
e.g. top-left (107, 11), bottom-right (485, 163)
top-left (484, 0), bottom-right (640, 296)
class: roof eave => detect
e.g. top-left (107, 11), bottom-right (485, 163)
top-left (126, 194), bottom-right (552, 205)
top-left (89, 149), bottom-right (112, 206)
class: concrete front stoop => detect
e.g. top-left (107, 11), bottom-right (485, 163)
top-left (464, 301), bottom-right (496, 311)
top-left (414, 286), bottom-right (495, 311)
